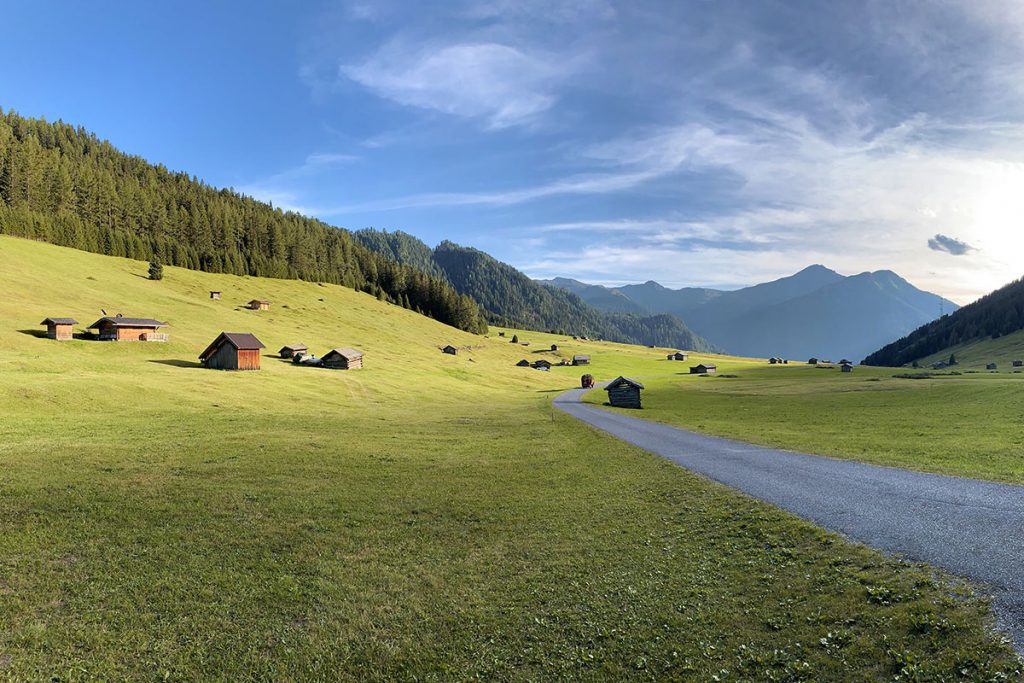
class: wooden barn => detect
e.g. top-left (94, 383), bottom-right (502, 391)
top-left (442, 345), bottom-right (458, 355)
top-left (987, 362), bottom-right (998, 370)
top-left (40, 317), bottom-right (77, 341)
top-left (550, 344), bottom-right (558, 351)
top-left (690, 363), bottom-right (717, 374)
top-left (840, 361), bottom-right (854, 373)
top-left (572, 355), bottom-right (591, 366)
top-left (323, 347), bottom-right (364, 370)
top-left (605, 376), bottom-right (644, 409)
top-left (581, 373), bottom-right (594, 388)
top-left (769, 357), bottom-right (779, 364)
top-left (248, 299), bottom-right (271, 311)
top-left (808, 357), bottom-right (818, 364)
top-left (532, 359), bottom-right (552, 369)
top-left (667, 351), bottom-right (688, 361)
top-left (516, 359), bottom-right (530, 367)
top-left (88, 316), bottom-right (169, 342)
top-left (199, 332), bottom-right (265, 370)
top-left (210, 291), bottom-right (221, 300)
top-left (278, 344), bottom-right (308, 359)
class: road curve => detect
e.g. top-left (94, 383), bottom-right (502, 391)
top-left (554, 386), bottom-right (1024, 650)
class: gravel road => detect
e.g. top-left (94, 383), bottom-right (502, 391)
top-left (554, 386), bottom-right (1024, 650)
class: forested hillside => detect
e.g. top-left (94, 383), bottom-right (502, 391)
top-left (0, 109), bottom-right (485, 332)
top-left (354, 230), bottom-right (715, 351)
top-left (863, 275), bottom-right (1024, 366)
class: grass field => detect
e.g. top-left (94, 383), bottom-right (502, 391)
top-left (0, 236), bottom-right (1020, 680)
top-left (583, 360), bottom-right (1024, 485)
top-left (915, 328), bottom-right (1024, 370)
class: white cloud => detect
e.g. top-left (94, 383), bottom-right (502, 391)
top-left (341, 42), bottom-right (568, 129)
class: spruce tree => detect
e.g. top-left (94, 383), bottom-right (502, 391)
top-left (148, 260), bottom-right (163, 280)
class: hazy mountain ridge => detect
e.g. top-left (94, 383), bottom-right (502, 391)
top-left (542, 266), bottom-right (957, 361)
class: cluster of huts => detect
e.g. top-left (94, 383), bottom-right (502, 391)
top-left (41, 315), bottom-right (169, 342)
top-left (805, 357), bottom-right (854, 372)
top-left (768, 357), bottom-right (789, 364)
top-left (515, 354), bottom-right (589, 370)
top-left (277, 343), bottom-right (364, 370)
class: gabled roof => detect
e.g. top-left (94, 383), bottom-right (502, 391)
top-left (693, 363), bottom-right (717, 369)
top-left (605, 376), bottom-right (644, 390)
top-left (839, 360), bottom-right (853, 366)
top-left (324, 347), bottom-right (363, 360)
top-left (88, 316), bottom-right (168, 329)
top-left (279, 344), bottom-right (308, 352)
top-left (199, 332), bottom-right (266, 360)
top-left (532, 359), bottom-right (552, 367)
top-left (248, 299), bottom-right (271, 304)
top-left (41, 317), bottom-right (78, 325)
top-left (573, 354), bottom-right (591, 360)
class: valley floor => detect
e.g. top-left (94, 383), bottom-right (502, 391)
top-left (0, 237), bottom-right (1021, 679)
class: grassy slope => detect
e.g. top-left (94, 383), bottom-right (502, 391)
top-left (914, 328), bottom-right (1024, 369)
top-left (583, 359), bottom-right (1024, 484)
top-left (0, 236), bottom-right (1019, 680)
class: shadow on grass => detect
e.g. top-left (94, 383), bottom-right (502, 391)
top-left (149, 359), bottom-right (203, 369)
top-left (17, 329), bottom-right (48, 338)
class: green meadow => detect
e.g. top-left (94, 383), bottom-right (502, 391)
top-left (0, 236), bottom-right (1020, 680)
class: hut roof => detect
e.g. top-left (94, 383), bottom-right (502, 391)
top-left (88, 316), bottom-right (168, 329)
top-left (573, 354), bottom-right (591, 361)
top-left (516, 359), bottom-right (530, 366)
top-left (279, 344), bottom-right (308, 353)
top-left (248, 299), bottom-right (271, 304)
top-left (40, 317), bottom-right (78, 325)
top-left (324, 347), bottom-right (364, 361)
top-left (694, 363), bottom-right (717, 369)
top-left (605, 376), bottom-right (644, 391)
top-left (840, 360), bottom-right (853, 366)
top-left (199, 331), bottom-right (266, 360)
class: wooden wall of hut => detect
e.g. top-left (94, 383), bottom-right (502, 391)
top-left (607, 385), bottom-right (641, 408)
top-left (205, 345), bottom-right (261, 371)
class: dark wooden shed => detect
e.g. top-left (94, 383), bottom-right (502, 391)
top-left (572, 355), bottom-right (590, 366)
top-left (605, 376), bottom-right (643, 409)
top-left (987, 362), bottom-right (998, 370)
top-left (808, 357), bottom-right (818, 364)
top-left (323, 347), bottom-right (364, 370)
top-left (279, 344), bottom-right (308, 359)
top-left (199, 332), bottom-right (265, 370)
top-left (690, 363), bottom-right (717, 374)
top-left (40, 317), bottom-right (77, 341)
top-left (550, 344), bottom-right (558, 351)
top-left (516, 359), bottom-right (530, 367)
top-left (532, 359), bottom-right (552, 369)
top-left (248, 299), bottom-right (271, 311)
top-left (442, 345), bottom-right (458, 355)
top-left (840, 361), bottom-right (853, 373)
top-left (88, 316), bottom-right (169, 342)
top-left (1013, 360), bottom-right (1023, 368)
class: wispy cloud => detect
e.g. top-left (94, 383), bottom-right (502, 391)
top-left (928, 234), bottom-right (976, 255)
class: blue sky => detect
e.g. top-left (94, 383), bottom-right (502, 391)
top-left (4, 1), bottom-right (1024, 303)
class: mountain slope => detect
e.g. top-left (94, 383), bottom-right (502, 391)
top-left (614, 280), bottom-right (723, 315)
top-left (536, 277), bottom-right (648, 315)
top-left (864, 275), bottom-right (1024, 366)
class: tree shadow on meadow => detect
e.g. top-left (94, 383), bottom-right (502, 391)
top-left (148, 359), bottom-right (202, 369)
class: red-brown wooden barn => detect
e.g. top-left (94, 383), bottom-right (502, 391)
top-left (88, 315), bottom-right (169, 341)
top-left (40, 317), bottom-right (78, 340)
top-left (199, 332), bottom-right (266, 370)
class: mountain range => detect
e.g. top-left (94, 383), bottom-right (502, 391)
top-left (541, 266), bottom-right (958, 362)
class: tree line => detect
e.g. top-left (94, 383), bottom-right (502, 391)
top-left (0, 109), bottom-right (486, 333)
top-left (863, 276), bottom-right (1024, 366)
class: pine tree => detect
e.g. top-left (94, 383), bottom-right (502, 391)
top-left (148, 260), bottom-right (164, 281)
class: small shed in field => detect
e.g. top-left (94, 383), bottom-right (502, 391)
top-left (532, 359), bottom-right (552, 369)
top-left (498, 332), bottom-right (505, 337)
top-left (516, 359), bottom-right (530, 367)
top-left (1014, 360), bottom-right (1023, 368)
top-left (808, 357), bottom-right (818, 364)
top-left (199, 332), bottom-right (265, 370)
top-left (323, 347), bottom-right (364, 370)
top-left (769, 357), bottom-right (780, 364)
top-left (605, 376), bottom-right (643, 409)
top-left (279, 344), bottom-right (308, 359)
top-left (690, 363), bottom-right (717, 375)
top-left (248, 299), bottom-right (271, 311)
top-left (987, 362), bottom-right (998, 370)
top-left (210, 291), bottom-right (221, 300)
top-left (40, 317), bottom-right (77, 341)
top-left (550, 344), bottom-right (558, 351)
top-left (88, 316), bottom-right (169, 342)
top-left (572, 355), bottom-right (590, 366)
top-left (668, 351), bottom-right (688, 361)
top-left (840, 361), bottom-right (854, 373)
top-left (442, 345), bottom-right (458, 355)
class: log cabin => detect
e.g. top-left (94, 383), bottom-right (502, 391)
top-left (572, 355), bottom-right (590, 366)
top-left (88, 316), bottom-right (169, 342)
top-left (248, 299), bottom-right (271, 311)
top-left (516, 359), bottom-right (530, 367)
top-left (199, 332), bottom-right (266, 370)
top-left (40, 317), bottom-right (77, 340)
top-left (605, 376), bottom-right (643, 409)
top-left (323, 347), bottom-right (364, 370)
top-left (442, 345), bottom-right (458, 355)
top-left (689, 363), bottom-right (717, 374)
top-left (1014, 360), bottom-right (1023, 368)
top-left (278, 344), bottom-right (308, 359)
top-left (840, 361), bottom-right (854, 372)
top-left (668, 351), bottom-right (688, 361)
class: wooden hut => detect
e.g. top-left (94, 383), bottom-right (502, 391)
top-left (668, 351), bottom-right (688, 361)
top-left (278, 344), bottom-right (308, 359)
top-left (987, 362), bottom-right (998, 370)
top-left (323, 348), bottom-right (364, 370)
top-left (572, 355), bottom-right (591, 366)
top-left (690, 363), bottom-right (717, 375)
top-left (210, 291), bottom-right (221, 300)
top-left (516, 359), bottom-right (530, 367)
top-left (605, 376), bottom-right (643, 409)
top-left (581, 374), bottom-right (594, 388)
top-left (248, 299), bottom-right (271, 311)
top-left (442, 345), bottom-right (458, 355)
top-left (88, 316), bottom-right (169, 342)
top-left (1013, 360), bottom-right (1023, 368)
top-left (840, 361), bottom-right (853, 373)
top-left (839, 358), bottom-right (851, 365)
top-left (199, 332), bottom-right (265, 370)
top-left (550, 344), bottom-right (558, 351)
top-left (769, 357), bottom-right (779, 364)
top-left (40, 317), bottom-right (77, 341)
top-left (532, 359), bottom-right (552, 369)
top-left (808, 357), bottom-right (818, 364)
